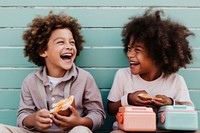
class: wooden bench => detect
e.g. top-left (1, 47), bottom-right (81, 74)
top-left (0, 1), bottom-right (200, 132)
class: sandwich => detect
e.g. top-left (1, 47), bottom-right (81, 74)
top-left (50, 95), bottom-right (75, 116)
top-left (138, 93), bottom-right (164, 103)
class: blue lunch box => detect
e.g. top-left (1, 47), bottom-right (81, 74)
top-left (157, 105), bottom-right (198, 131)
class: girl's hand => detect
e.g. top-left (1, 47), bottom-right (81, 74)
top-left (151, 95), bottom-right (173, 107)
top-left (33, 109), bottom-right (53, 130)
top-left (128, 90), bottom-right (151, 106)
top-left (52, 106), bottom-right (81, 130)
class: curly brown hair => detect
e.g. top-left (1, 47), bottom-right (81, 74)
top-left (122, 9), bottom-right (194, 75)
top-left (23, 11), bottom-right (85, 66)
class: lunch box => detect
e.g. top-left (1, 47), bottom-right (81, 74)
top-left (157, 105), bottom-right (198, 131)
top-left (116, 106), bottom-right (156, 131)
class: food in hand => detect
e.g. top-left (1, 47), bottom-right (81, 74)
top-left (50, 95), bottom-right (75, 116)
top-left (138, 93), bottom-right (164, 103)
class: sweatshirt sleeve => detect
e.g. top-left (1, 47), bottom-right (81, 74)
top-left (82, 73), bottom-right (106, 131)
top-left (17, 77), bottom-right (36, 128)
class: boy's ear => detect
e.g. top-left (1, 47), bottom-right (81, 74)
top-left (39, 51), bottom-right (47, 57)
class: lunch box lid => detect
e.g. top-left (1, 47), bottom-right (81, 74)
top-left (119, 106), bottom-right (154, 113)
top-left (158, 105), bottom-right (195, 112)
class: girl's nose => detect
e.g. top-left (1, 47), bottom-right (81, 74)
top-left (127, 49), bottom-right (136, 58)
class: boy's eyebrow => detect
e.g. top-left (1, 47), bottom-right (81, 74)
top-left (53, 37), bottom-right (64, 41)
top-left (127, 45), bottom-right (132, 49)
top-left (128, 43), bottom-right (134, 48)
top-left (53, 37), bottom-right (74, 42)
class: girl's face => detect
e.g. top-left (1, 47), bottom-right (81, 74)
top-left (40, 28), bottom-right (77, 77)
top-left (127, 36), bottom-right (161, 81)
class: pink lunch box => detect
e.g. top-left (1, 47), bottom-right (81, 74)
top-left (116, 106), bottom-right (156, 131)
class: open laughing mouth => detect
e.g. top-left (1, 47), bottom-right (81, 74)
top-left (61, 53), bottom-right (73, 61)
top-left (130, 61), bottom-right (139, 66)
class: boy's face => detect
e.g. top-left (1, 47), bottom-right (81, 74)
top-left (127, 36), bottom-right (160, 81)
top-left (40, 28), bottom-right (77, 77)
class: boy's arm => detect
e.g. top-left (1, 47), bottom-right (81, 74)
top-left (82, 73), bottom-right (106, 130)
top-left (22, 113), bottom-right (36, 129)
top-left (17, 74), bottom-right (51, 130)
top-left (23, 109), bottom-right (52, 130)
top-left (53, 106), bottom-right (93, 130)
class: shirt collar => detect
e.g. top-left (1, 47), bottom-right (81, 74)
top-left (35, 63), bottom-right (78, 86)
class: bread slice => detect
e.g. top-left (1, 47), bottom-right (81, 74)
top-left (50, 95), bottom-right (75, 116)
top-left (138, 93), bottom-right (164, 103)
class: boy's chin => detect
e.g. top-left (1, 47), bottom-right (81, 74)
top-left (63, 64), bottom-right (73, 70)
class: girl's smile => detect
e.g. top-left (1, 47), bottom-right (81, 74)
top-left (127, 36), bottom-right (161, 81)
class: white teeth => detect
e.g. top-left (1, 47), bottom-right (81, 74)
top-left (130, 61), bottom-right (135, 65)
top-left (130, 61), bottom-right (138, 65)
top-left (62, 53), bottom-right (72, 56)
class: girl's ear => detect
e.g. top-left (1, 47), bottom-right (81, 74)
top-left (39, 51), bottom-right (47, 57)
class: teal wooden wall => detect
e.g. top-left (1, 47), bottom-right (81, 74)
top-left (0, 1), bottom-right (200, 132)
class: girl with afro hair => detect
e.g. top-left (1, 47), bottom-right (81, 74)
top-left (107, 9), bottom-right (194, 132)
top-left (0, 12), bottom-right (105, 133)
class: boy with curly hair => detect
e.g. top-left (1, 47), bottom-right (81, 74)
top-left (0, 12), bottom-right (105, 133)
top-left (107, 9), bottom-right (194, 132)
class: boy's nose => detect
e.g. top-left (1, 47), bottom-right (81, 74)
top-left (129, 54), bottom-right (134, 58)
top-left (65, 43), bottom-right (73, 49)
top-left (128, 53), bottom-right (135, 58)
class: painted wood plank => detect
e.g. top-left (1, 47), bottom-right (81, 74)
top-left (190, 91), bottom-right (200, 110)
top-left (0, 28), bottom-right (123, 47)
top-left (76, 48), bottom-right (129, 67)
top-left (0, 89), bottom-right (20, 109)
top-left (190, 30), bottom-right (200, 48)
top-left (197, 112), bottom-right (200, 129)
top-left (0, 29), bottom-right (24, 46)
top-left (1, 0), bottom-right (200, 7)
top-left (0, 69), bottom-right (37, 88)
top-left (0, 48), bottom-right (33, 67)
top-left (0, 48), bottom-right (129, 67)
top-left (178, 69), bottom-right (200, 90)
top-left (0, 68), bottom-right (200, 90)
top-left (0, 29), bottom-right (199, 48)
top-left (0, 8), bottom-right (200, 28)
top-left (0, 110), bottom-right (17, 126)
top-left (1, 48), bottom-right (200, 68)
top-left (77, 48), bottom-right (200, 69)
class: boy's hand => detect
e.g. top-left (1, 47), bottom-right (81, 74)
top-left (33, 109), bottom-right (53, 130)
top-left (128, 90), bottom-right (151, 106)
top-left (151, 95), bottom-right (173, 107)
top-left (52, 106), bottom-right (81, 130)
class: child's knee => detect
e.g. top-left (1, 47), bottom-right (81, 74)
top-left (0, 124), bottom-right (7, 130)
top-left (69, 126), bottom-right (92, 133)
top-left (0, 124), bottom-right (11, 133)
top-left (110, 130), bottom-right (127, 133)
